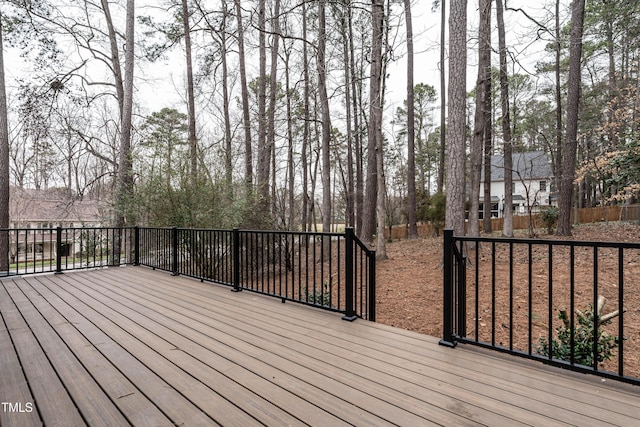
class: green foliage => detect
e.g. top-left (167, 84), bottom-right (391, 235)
top-left (415, 192), bottom-right (446, 236)
top-left (540, 206), bottom-right (558, 234)
top-left (132, 108), bottom-right (272, 229)
top-left (304, 281), bottom-right (331, 307)
top-left (393, 83), bottom-right (440, 192)
top-left (536, 305), bottom-right (621, 367)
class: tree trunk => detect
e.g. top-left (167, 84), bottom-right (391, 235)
top-left (481, 0), bottom-right (493, 233)
top-left (318, 0), bottom-right (332, 233)
top-left (557, 0), bottom-right (586, 236)
top-left (301, 1), bottom-right (310, 231)
top-left (554, 0), bottom-right (563, 193)
top-left (114, 0), bottom-right (135, 265)
top-left (182, 0), bottom-right (197, 187)
top-left (340, 11), bottom-right (355, 229)
top-left (363, 0), bottom-right (385, 244)
top-left (349, 7), bottom-right (364, 235)
top-left (445, 0), bottom-right (467, 237)
top-left (376, 134), bottom-right (387, 259)
top-left (234, 0), bottom-right (252, 191)
top-left (284, 48), bottom-right (295, 230)
top-left (404, 0), bottom-right (418, 239)
top-left (0, 16), bottom-right (10, 272)
top-left (496, 0), bottom-right (513, 237)
top-left (470, 0), bottom-right (491, 238)
top-left (438, 0), bottom-right (446, 194)
top-left (101, 0), bottom-right (125, 117)
top-left (268, 0), bottom-right (281, 217)
top-left (220, 0), bottom-right (233, 194)
top-left (256, 0), bottom-right (269, 213)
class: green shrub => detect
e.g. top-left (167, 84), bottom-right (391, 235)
top-left (304, 281), bottom-right (332, 307)
top-left (540, 206), bottom-right (558, 234)
top-left (536, 304), bottom-right (622, 367)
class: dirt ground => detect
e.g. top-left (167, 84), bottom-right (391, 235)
top-left (375, 221), bottom-right (640, 379)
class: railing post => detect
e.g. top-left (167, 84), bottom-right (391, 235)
top-left (457, 243), bottom-right (467, 338)
top-left (55, 226), bottom-right (63, 274)
top-left (232, 228), bottom-right (242, 292)
top-left (342, 227), bottom-right (357, 321)
top-left (439, 228), bottom-right (457, 347)
top-left (368, 250), bottom-right (376, 322)
top-left (171, 226), bottom-right (179, 276)
top-left (134, 226), bottom-right (140, 266)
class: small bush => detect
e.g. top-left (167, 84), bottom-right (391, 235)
top-left (540, 206), bottom-right (558, 234)
top-left (536, 304), bottom-right (622, 367)
top-left (304, 281), bottom-right (331, 307)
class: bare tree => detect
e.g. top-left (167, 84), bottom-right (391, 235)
top-left (496, 0), bottom-right (513, 237)
top-left (557, 0), bottom-right (586, 236)
top-left (301, 0), bottom-right (310, 231)
top-left (256, 0), bottom-right (269, 211)
top-left (114, 0), bottom-right (135, 229)
top-left (339, 8), bottom-right (355, 229)
top-left (469, 0), bottom-right (492, 238)
top-left (0, 13), bottom-right (9, 271)
top-left (349, 6), bottom-right (364, 235)
top-left (445, 0), bottom-right (467, 236)
top-left (234, 0), bottom-right (253, 191)
top-left (481, 0), bottom-right (493, 233)
top-left (404, 0), bottom-right (418, 239)
top-left (318, 0), bottom-right (332, 232)
top-left (363, 0), bottom-right (385, 243)
top-left (554, 0), bottom-right (563, 191)
top-left (438, 0), bottom-right (446, 194)
top-left (195, 0), bottom-right (233, 192)
top-left (181, 0), bottom-right (197, 186)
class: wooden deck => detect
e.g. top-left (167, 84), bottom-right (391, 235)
top-left (1, 267), bottom-right (639, 426)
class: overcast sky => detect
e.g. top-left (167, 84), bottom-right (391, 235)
top-left (4, 0), bottom-right (567, 127)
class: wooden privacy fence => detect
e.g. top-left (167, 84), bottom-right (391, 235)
top-left (385, 205), bottom-right (640, 240)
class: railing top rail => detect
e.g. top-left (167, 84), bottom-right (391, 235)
top-left (136, 227), bottom-right (346, 237)
top-left (234, 229), bottom-right (345, 237)
top-left (0, 227), bottom-right (137, 232)
top-left (352, 234), bottom-right (376, 256)
top-left (139, 227), bottom-right (231, 232)
top-left (453, 234), bottom-right (640, 249)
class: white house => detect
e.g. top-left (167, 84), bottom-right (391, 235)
top-left (8, 188), bottom-right (106, 262)
top-left (479, 151), bottom-right (555, 218)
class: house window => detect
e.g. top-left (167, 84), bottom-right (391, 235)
top-left (540, 180), bottom-right (547, 192)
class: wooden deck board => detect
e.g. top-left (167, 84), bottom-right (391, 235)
top-left (14, 276), bottom-right (175, 427)
top-left (107, 269), bottom-right (639, 425)
top-left (1, 267), bottom-right (639, 426)
top-left (93, 271), bottom-right (537, 426)
top-left (0, 282), bottom-right (86, 426)
top-left (3, 278), bottom-right (131, 427)
top-left (45, 273), bottom-right (333, 427)
top-left (0, 297), bottom-right (41, 427)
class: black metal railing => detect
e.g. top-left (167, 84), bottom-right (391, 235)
top-left (137, 227), bottom-right (376, 320)
top-left (2, 226), bottom-right (376, 321)
top-left (441, 228), bottom-right (640, 386)
top-left (0, 227), bottom-right (136, 276)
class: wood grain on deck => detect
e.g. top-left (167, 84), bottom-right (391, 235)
top-left (1, 267), bottom-right (639, 426)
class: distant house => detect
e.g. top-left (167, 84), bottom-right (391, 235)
top-left (8, 188), bottom-right (107, 263)
top-left (479, 151), bottom-right (555, 218)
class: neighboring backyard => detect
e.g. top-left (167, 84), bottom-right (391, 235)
top-left (375, 221), bottom-right (640, 379)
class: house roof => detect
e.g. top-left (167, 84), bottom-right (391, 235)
top-left (482, 151), bottom-right (553, 181)
top-left (9, 188), bottom-right (105, 224)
